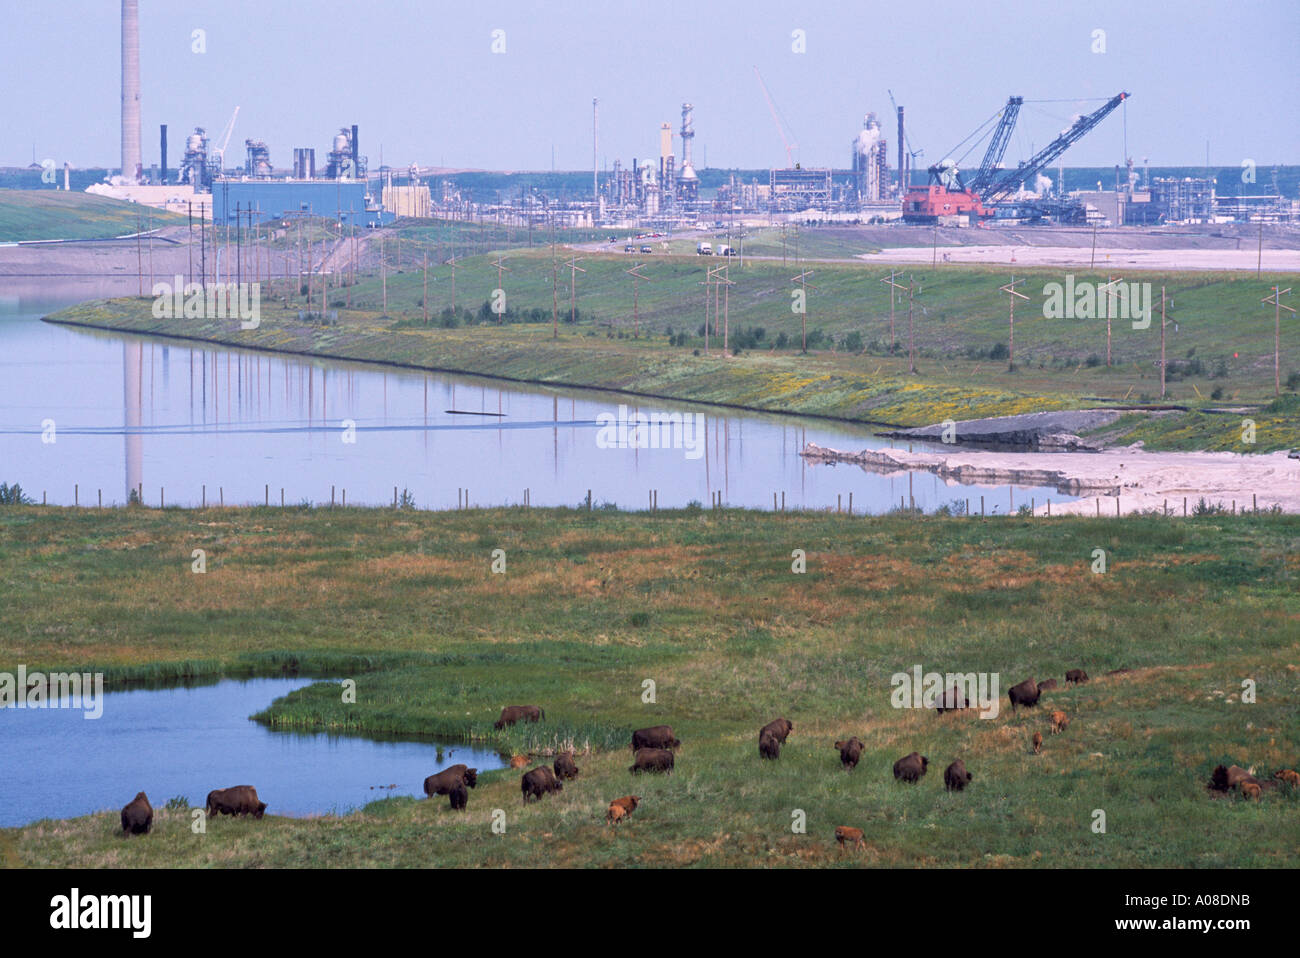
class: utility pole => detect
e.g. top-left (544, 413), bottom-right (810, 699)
top-left (445, 254), bottom-right (460, 313)
top-left (1100, 275), bottom-right (1124, 366)
top-left (565, 256), bottom-right (586, 326)
top-left (1159, 286), bottom-right (1169, 399)
top-left (187, 201), bottom-right (194, 287)
top-left (998, 276), bottom-right (1029, 372)
top-left (790, 268), bottom-right (817, 352)
top-left (880, 269), bottom-right (903, 351)
top-left (906, 276), bottom-right (921, 374)
top-left (626, 262), bottom-right (651, 338)
top-left (423, 251), bottom-right (428, 325)
top-left (490, 254), bottom-right (510, 323)
top-left (1262, 286), bottom-right (1294, 397)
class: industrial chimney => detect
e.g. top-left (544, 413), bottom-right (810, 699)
top-left (160, 124), bottom-right (168, 186)
top-left (121, 1), bottom-right (143, 184)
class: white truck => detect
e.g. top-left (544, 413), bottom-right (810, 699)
top-left (716, 244), bottom-right (734, 257)
top-left (696, 242), bottom-right (712, 255)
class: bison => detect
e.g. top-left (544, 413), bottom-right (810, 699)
top-left (759, 730), bottom-right (781, 760)
top-left (1008, 677), bottom-right (1041, 713)
top-left (1032, 731), bottom-right (1043, 754)
top-left (1065, 669), bottom-right (1089, 685)
top-left (943, 760), bottom-right (972, 792)
top-left (631, 726), bottom-right (681, 751)
top-left (606, 795), bottom-right (641, 825)
top-left (509, 754), bottom-right (529, 769)
top-left (834, 826), bottom-right (865, 853)
top-left (495, 705), bottom-right (544, 729)
top-left (760, 718), bottom-right (794, 744)
top-left (1273, 769), bottom-right (1300, 788)
top-left (424, 764), bottom-right (478, 798)
top-left (521, 766), bottom-right (563, 803)
top-left (205, 785), bottom-right (267, 818)
top-left (892, 751), bottom-right (928, 784)
top-left (630, 747), bottom-right (675, 774)
top-left (1210, 764), bottom-right (1256, 792)
top-left (1241, 782), bottom-right (1262, 801)
top-left (448, 782), bottom-right (469, 812)
top-left (1037, 679), bottom-right (1059, 693)
top-left (835, 737), bottom-right (864, 770)
top-left (1050, 710), bottom-right (1070, 734)
top-left (120, 791), bottom-right (153, 836)
top-left (553, 751), bottom-right (580, 780)
top-left (933, 685), bottom-right (969, 714)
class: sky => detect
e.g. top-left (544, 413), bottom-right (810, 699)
top-left (3, 0), bottom-right (1297, 174)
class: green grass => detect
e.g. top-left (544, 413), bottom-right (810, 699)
top-left (2, 505), bottom-right (1297, 867)
top-left (0, 190), bottom-right (186, 242)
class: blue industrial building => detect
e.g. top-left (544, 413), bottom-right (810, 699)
top-left (212, 180), bottom-right (395, 227)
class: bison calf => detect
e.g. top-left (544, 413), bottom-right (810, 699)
top-left (606, 795), bottom-right (641, 825)
top-left (1050, 710), bottom-right (1069, 734)
top-left (1065, 669), bottom-right (1089, 685)
top-left (1008, 677), bottom-right (1041, 713)
top-left (1273, 769), bottom-right (1300, 788)
top-left (521, 766), bottom-right (563, 803)
top-left (120, 792), bottom-right (153, 836)
top-left (943, 760), bottom-right (972, 792)
top-left (495, 705), bottom-right (544, 729)
top-left (834, 737), bottom-right (864, 770)
top-left (448, 783), bottom-right (469, 811)
top-left (631, 725), bottom-right (681, 751)
top-left (1241, 782), bottom-right (1262, 800)
top-left (892, 751), bottom-right (928, 783)
top-left (759, 730), bottom-right (781, 760)
top-left (509, 754), bottom-right (528, 769)
top-left (834, 826), bottom-right (865, 853)
top-left (630, 747), bottom-right (675, 774)
top-left (1032, 731), bottom-right (1043, 754)
top-left (760, 717), bottom-right (793, 744)
top-left (934, 685), bottom-right (969, 714)
top-left (553, 751), bottom-right (580, 780)
top-left (205, 785), bottom-right (267, 818)
top-left (424, 764), bottom-right (478, 797)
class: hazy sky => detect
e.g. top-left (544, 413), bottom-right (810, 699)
top-left (4, 0), bottom-right (1297, 173)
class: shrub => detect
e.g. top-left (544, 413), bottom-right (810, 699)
top-left (0, 482), bottom-right (33, 506)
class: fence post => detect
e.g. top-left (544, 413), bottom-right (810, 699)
top-left (1253, 493), bottom-right (1257, 513)
top-left (98, 489), bottom-right (102, 508)
top-left (265, 484), bottom-right (269, 506)
top-left (220, 487), bottom-right (224, 507)
top-left (1183, 497), bottom-right (1187, 517)
top-left (587, 489), bottom-right (592, 510)
top-left (342, 489), bottom-right (346, 507)
top-left (161, 487), bottom-right (165, 509)
top-left (281, 488), bottom-right (284, 507)
top-left (74, 484), bottom-right (78, 506)
top-left (1047, 499), bottom-right (1051, 516)
top-left (980, 495), bottom-right (984, 517)
top-left (202, 484), bottom-right (206, 508)
top-left (848, 492), bottom-right (853, 515)
top-left (394, 486), bottom-right (398, 508)
top-left (1116, 497), bottom-right (1120, 517)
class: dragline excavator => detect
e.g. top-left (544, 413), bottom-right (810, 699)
top-left (902, 91), bottom-right (1129, 223)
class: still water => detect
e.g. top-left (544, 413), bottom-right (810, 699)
top-left (0, 677), bottom-right (504, 827)
top-left (0, 283), bottom-right (1074, 513)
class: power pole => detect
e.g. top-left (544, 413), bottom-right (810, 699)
top-left (445, 254), bottom-right (460, 313)
top-left (906, 276), bottom-right (921, 374)
top-left (422, 251), bottom-right (428, 325)
top-left (565, 256), bottom-right (586, 326)
top-left (626, 262), bottom-right (651, 338)
top-left (790, 268), bottom-right (817, 352)
top-left (880, 269), bottom-right (903, 351)
top-left (490, 254), bottom-right (510, 323)
top-left (998, 276), bottom-right (1029, 372)
top-left (1262, 286), bottom-right (1294, 397)
top-left (1159, 286), bottom-right (1169, 399)
top-left (1099, 275), bottom-right (1124, 367)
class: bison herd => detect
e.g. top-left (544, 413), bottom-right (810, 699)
top-left (118, 784), bottom-right (267, 837)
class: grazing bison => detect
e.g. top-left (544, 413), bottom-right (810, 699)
top-left (1032, 732), bottom-right (1043, 754)
top-left (1210, 764), bottom-right (1257, 792)
top-left (631, 726), bottom-right (681, 751)
top-left (509, 754), bottom-right (528, 769)
top-left (494, 705), bottom-right (544, 730)
top-left (606, 795), bottom-right (641, 825)
top-left (1050, 710), bottom-right (1070, 734)
top-left (553, 751), bottom-right (580, 780)
top-left (943, 760), bottom-right (972, 792)
top-left (834, 826), bottom-right (865, 853)
top-left (1065, 669), bottom-right (1089, 685)
top-left (629, 747), bottom-right (675, 774)
top-left (834, 737), bottom-right (864, 770)
top-left (1274, 769), bottom-right (1300, 788)
top-left (120, 792), bottom-right (153, 836)
top-left (423, 764), bottom-right (478, 798)
top-left (760, 718), bottom-right (794, 744)
top-left (933, 685), bottom-right (969, 714)
top-left (205, 785), bottom-right (267, 818)
top-left (892, 752), bottom-right (928, 784)
top-left (521, 766), bottom-right (563, 803)
top-left (1008, 677), bottom-right (1041, 713)
top-left (1241, 782), bottom-right (1262, 801)
top-left (758, 730), bottom-right (781, 760)
top-left (1037, 679), bottom-right (1059, 693)
top-left (448, 783), bottom-right (469, 812)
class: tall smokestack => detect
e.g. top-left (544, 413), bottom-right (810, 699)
top-left (121, 0), bottom-right (143, 184)
top-left (896, 106), bottom-right (905, 195)
top-left (351, 124), bottom-right (359, 177)
top-left (160, 124), bottom-right (168, 186)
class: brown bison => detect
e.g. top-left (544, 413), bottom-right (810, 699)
top-left (205, 785), bottom-right (267, 818)
top-left (606, 795), bottom-right (641, 825)
top-left (1065, 669), bottom-right (1089, 685)
top-left (1032, 731), bottom-right (1043, 754)
top-left (834, 826), bottom-right (865, 853)
top-left (120, 792), bottom-right (153, 836)
top-left (1241, 782), bottom-right (1262, 801)
top-left (760, 718), bottom-right (794, 744)
top-left (521, 766), bottom-right (563, 803)
top-left (423, 764), bottom-right (478, 797)
top-left (943, 760), bottom-right (972, 792)
top-left (759, 730), bottom-right (781, 760)
top-left (509, 754), bottom-right (528, 769)
top-left (630, 747), bottom-right (675, 774)
top-left (892, 752), bottom-right (928, 783)
top-left (1008, 677), bottom-right (1041, 712)
top-left (1210, 764), bottom-right (1256, 791)
top-left (1273, 769), bottom-right (1300, 788)
top-left (933, 685), bottom-right (969, 714)
top-left (631, 726), bottom-right (681, 751)
top-left (553, 751), bottom-right (580, 780)
top-left (835, 737), bottom-right (864, 770)
top-left (1050, 710), bottom-right (1070, 734)
top-left (1037, 679), bottom-right (1059, 693)
top-left (495, 705), bottom-right (544, 729)
top-left (448, 782), bottom-right (469, 812)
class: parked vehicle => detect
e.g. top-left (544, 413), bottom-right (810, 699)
top-left (716, 245), bottom-right (734, 257)
top-left (697, 242), bottom-right (713, 255)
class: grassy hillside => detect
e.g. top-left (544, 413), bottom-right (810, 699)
top-left (0, 190), bottom-right (186, 242)
top-left (2, 505), bottom-right (1296, 867)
